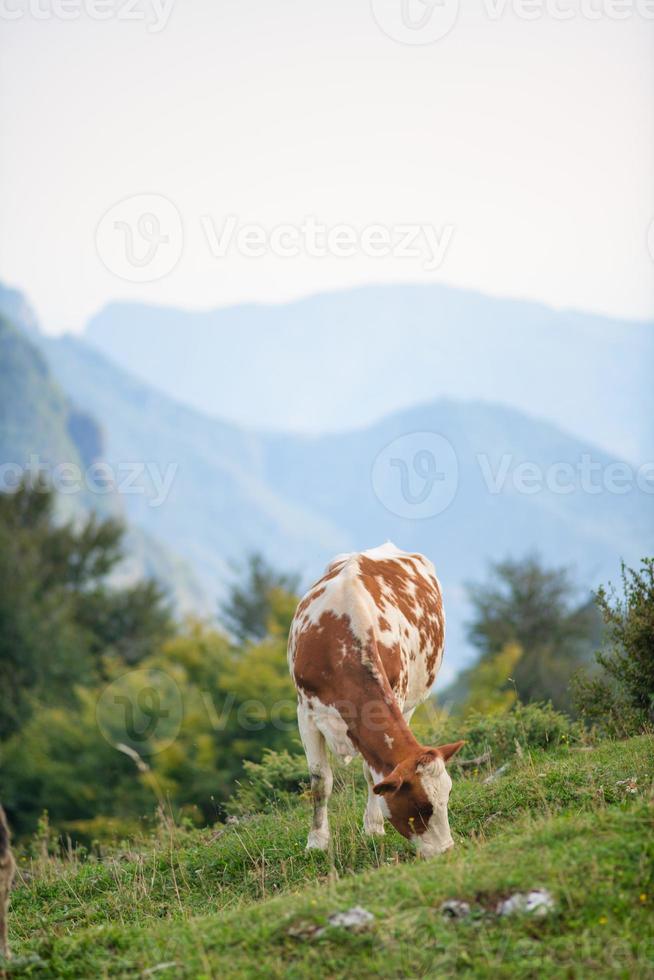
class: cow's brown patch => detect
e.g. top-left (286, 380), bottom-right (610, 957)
top-left (293, 610), bottom-right (420, 774)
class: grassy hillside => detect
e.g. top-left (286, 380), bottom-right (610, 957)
top-left (6, 735), bottom-right (653, 978)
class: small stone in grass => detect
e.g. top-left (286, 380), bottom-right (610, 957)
top-left (287, 919), bottom-right (321, 940)
top-left (497, 889), bottom-right (555, 917)
top-left (440, 899), bottom-right (471, 919)
top-left (322, 906), bottom-right (375, 933)
top-left (288, 906), bottom-right (375, 941)
top-left (616, 777), bottom-right (638, 794)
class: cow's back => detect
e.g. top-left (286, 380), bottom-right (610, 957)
top-left (289, 543), bottom-right (445, 714)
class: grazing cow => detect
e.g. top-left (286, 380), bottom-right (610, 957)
top-left (0, 805), bottom-right (15, 962)
top-left (288, 543), bottom-right (463, 858)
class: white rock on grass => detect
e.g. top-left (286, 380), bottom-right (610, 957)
top-left (321, 906), bottom-right (375, 934)
top-left (497, 890), bottom-right (555, 917)
top-left (616, 777), bottom-right (638, 794)
top-left (440, 900), bottom-right (471, 919)
top-left (288, 906), bottom-right (375, 941)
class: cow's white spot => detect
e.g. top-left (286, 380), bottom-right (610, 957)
top-left (309, 699), bottom-right (357, 761)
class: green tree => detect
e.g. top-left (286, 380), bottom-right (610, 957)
top-left (0, 696), bottom-right (158, 839)
top-left (460, 642), bottom-right (523, 716)
top-left (219, 553), bottom-right (299, 644)
top-left (152, 621), bottom-right (298, 820)
top-left (1, 620), bottom-right (299, 837)
top-left (465, 555), bottom-right (599, 712)
top-left (573, 559), bottom-right (654, 735)
top-left (0, 481), bottom-right (173, 739)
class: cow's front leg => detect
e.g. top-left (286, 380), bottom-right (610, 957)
top-left (362, 761), bottom-right (385, 836)
top-left (298, 706), bottom-right (332, 850)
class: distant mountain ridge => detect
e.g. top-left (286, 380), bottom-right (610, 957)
top-left (0, 304), bottom-right (208, 615)
top-left (0, 313), bottom-right (105, 520)
top-left (39, 333), bottom-right (653, 680)
top-left (85, 284), bottom-right (654, 463)
top-left (3, 280), bottom-right (652, 678)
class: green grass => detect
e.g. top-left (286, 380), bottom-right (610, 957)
top-left (5, 736), bottom-right (654, 978)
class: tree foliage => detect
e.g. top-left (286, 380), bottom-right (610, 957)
top-left (459, 642), bottom-right (522, 716)
top-left (0, 482), bottom-right (173, 740)
top-left (573, 558), bottom-right (654, 735)
top-left (0, 496), bottom-right (301, 838)
top-left (464, 555), bottom-right (600, 713)
top-left (219, 553), bottom-right (300, 644)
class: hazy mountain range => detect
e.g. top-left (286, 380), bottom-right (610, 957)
top-left (2, 281), bottom-right (652, 678)
top-left (0, 299), bottom-right (206, 613)
top-left (86, 285), bottom-right (654, 464)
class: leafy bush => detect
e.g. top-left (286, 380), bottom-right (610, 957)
top-left (433, 701), bottom-right (582, 765)
top-left (0, 621), bottom-right (301, 838)
top-left (228, 703), bottom-right (581, 818)
top-left (573, 559), bottom-right (654, 737)
top-left (226, 749), bottom-right (308, 816)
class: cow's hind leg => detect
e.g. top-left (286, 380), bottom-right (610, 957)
top-left (362, 761), bottom-right (385, 836)
top-left (298, 705), bottom-right (332, 851)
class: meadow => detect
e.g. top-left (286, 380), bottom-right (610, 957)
top-left (1, 485), bottom-right (652, 978)
top-left (4, 732), bottom-right (653, 979)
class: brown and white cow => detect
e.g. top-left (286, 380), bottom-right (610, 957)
top-left (288, 542), bottom-right (463, 858)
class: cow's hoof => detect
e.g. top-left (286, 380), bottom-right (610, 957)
top-left (363, 812), bottom-right (385, 836)
top-left (306, 830), bottom-right (330, 851)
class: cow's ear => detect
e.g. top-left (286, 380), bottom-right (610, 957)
top-left (373, 768), bottom-right (403, 796)
top-left (437, 740), bottom-right (465, 764)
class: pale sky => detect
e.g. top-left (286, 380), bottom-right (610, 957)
top-left (1, 0), bottom-right (653, 334)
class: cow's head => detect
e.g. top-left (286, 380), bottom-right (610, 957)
top-left (373, 741), bottom-right (464, 857)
